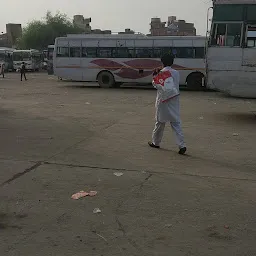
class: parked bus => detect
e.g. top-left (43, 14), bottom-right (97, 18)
top-left (47, 45), bottom-right (54, 74)
top-left (0, 47), bottom-right (15, 71)
top-left (206, 0), bottom-right (256, 98)
top-left (13, 49), bottom-right (42, 71)
top-left (53, 34), bottom-right (206, 88)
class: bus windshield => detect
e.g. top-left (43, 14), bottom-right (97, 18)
top-left (0, 52), bottom-right (5, 61)
top-left (13, 52), bottom-right (31, 61)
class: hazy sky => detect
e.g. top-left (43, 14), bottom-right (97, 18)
top-left (0, 0), bottom-right (211, 35)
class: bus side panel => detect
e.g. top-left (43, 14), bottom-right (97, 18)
top-left (84, 57), bottom-right (205, 85)
top-left (208, 70), bottom-right (256, 98)
top-left (55, 57), bottom-right (82, 81)
top-left (81, 58), bottom-right (99, 82)
top-left (207, 48), bottom-right (243, 91)
top-left (87, 57), bottom-right (161, 84)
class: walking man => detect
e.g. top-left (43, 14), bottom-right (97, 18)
top-left (20, 62), bottom-right (27, 81)
top-left (148, 53), bottom-right (187, 155)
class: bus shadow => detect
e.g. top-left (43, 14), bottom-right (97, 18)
top-left (60, 83), bottom-right (213, 92)
top-left (61, 85), bottom-right (100, 89)
top-left (60, 83), bottom-right (155, 90)
top-left (214, 112), bottom-right (256, 125)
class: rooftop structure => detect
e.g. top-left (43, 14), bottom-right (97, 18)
top-left (150, 16), bottom-right (196, 36)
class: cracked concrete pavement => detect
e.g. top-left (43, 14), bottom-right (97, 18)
top-left (0, 73), bottom-right (256, 255)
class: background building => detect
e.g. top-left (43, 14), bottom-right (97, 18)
top-left (118, 28), bottom-right (135, 35)
top-left (6, 23), bottom-right (22, 46)
top-left (73, 15), bottom-right (112, 34)
top-left (73, 15), bottom-right (92, 33)
top-left (0, 23), bottom-right (22, 47)
top-left (150, 16), bottom-right (196, 36)
top-left (150, 18), bottom-right (167, 36)
top-left (91, 29), bottom-right (112, 34)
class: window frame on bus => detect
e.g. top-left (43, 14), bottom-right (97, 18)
top-left (70, 47), bottom-right (81, 58)
top-left (56, 45), bottom-right (205, 59)
top-left (56, 47), bottom-right (69, 57)
top-left (210, 21), bottom-right (244, 47)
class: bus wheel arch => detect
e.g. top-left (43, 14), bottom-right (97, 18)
top-left (97, 70), bottom-right (116, 88)
top-left (186, 72), bottom-right (205, 90)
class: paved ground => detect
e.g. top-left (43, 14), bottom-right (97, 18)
top-left (0, 73), bottom-right (256, 256)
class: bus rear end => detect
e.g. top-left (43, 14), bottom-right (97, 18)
top-left (206, 0), bottom-right (256, 98)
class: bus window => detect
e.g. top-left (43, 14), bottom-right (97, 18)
top-left (195, 47), bottom-right (205, 58)
top-left (135, 48), bottom-right (153, 58)
top-left (98, 48), bottom-right (112, 58)
top-left (128, 48), bottom-right (135, 58)
top-left (211, 23), bottom-right (242, 47)
top-left (0, 52), bottom-right (5, 62)
top-left (153, 48), bottom-right (162, 58)
top-left (70, 47), bottom-right (81, 58)
top-left (161, 47), bottom-right (172, 56)
top-left (82, 47), bottom-right (97, 58)
top-left (57, 47), bottom-right (69, 57)
top-left (176, 48), bottom-right (194, 58)
top-left (115, 48), bottom-right (129, 58)
top-left (213, 5), bottom-right (243, 21)
top-left (216, 23), bottom-right (226, 46)
top-left (246, 6), bottom-right (256, 21)
top-left (226, 23), bottom-right (242, 47)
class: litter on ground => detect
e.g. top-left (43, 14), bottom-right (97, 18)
top-left (71, 191), bottom-right (97, 200)
top-left (113, 172), bottom-right (124, 177)
top-left (93, 208), bottom-right (102, 214)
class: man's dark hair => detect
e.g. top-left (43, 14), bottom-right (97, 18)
top-left (161, 53), bottom-right (174, 67)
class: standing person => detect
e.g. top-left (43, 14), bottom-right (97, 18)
top-left (148, 53), bottom-right (187, 155)
top-left (20, 62), bottom-right (27, 81)
top-left (0, 63), bottom-right (4, 78)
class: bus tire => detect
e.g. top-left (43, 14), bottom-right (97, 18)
top-left (186, 72), bottom-right (205, 90)
top-left (97, 71), bottom-right (115, 88)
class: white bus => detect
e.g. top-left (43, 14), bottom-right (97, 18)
top-left (0, 47), bottom-right (15, 71)
top-left (13, 49), bottom-right (42, 71)
top-left (53, 34), bottom-right (206, 89)
top-left (206, 0), bottom-right (256, 98)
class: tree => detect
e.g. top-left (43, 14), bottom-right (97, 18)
top-left (17, 11), bottom-right (83, 50)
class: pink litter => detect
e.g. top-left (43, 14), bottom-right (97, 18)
top-left (71, 191), bottom-right (97, 200)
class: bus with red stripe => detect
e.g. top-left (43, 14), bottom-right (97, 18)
top-left (53, 34), bottom-right (206, 89)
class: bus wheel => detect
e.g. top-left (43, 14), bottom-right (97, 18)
top-left (186, 72), bottom-right (205, 90)
top-left (98, 71), bottom-right (115, 88)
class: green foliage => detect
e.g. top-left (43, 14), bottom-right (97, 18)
top-left (17, 11), bottom-right (83, 50)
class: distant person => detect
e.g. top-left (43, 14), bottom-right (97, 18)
top-left (148, 53), bottom-right (187, 155)
top-left (0, 63), bottom-right (4, 78)
top-left (20, 62), bottom-right (27, 81)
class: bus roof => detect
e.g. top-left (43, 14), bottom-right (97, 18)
top-left (0, 47), bottom-right (16, 52)
top-left (61, 35), bottom-right (206, 40)
top-left (13, 49), bottom-right (40, 52)
top-left (66, 33), bottom-right (147, 39)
